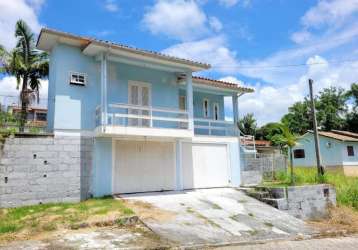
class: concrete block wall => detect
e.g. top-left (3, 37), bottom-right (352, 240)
top-left (269, 184), bottom-right (336, 220)
top-left (0, 135), bottom-right (93, 208)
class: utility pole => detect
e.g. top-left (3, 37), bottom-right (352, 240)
top-left (308, 79), bottom-right (325, 177)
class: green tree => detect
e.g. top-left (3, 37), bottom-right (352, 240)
top-left (316, 86), bottom-right (348, 131)
top-left (0, 20), bottom-right (48, 132)
top-left (238, 113), bottom-right (257, 136)
top-left (269, 123), bottom-right (298, 184)
top-left (281, 99), bottom-right (312, 134)
top-left (256, 122), bottom-right (282, 141)
top-left (345, 83), bottom-right (358, 132)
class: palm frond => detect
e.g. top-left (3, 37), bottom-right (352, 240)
top-left (15, 20), bottom-right (35, 66)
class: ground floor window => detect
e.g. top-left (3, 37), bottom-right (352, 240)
top-left (347, 146), bottom-right (354, 156)
top-left (293, 149), bottom-right (305, 159)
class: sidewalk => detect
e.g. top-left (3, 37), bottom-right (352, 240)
top-left (215, 235), bottom-right (358, 250)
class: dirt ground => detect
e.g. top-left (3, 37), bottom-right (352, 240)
top-left (0, 224), bottom-right (172, 250)
top-left (308, 206), bottom-right (358, 237)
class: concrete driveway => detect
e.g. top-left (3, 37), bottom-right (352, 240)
top-left (120, 188), bottom-right (312, 247)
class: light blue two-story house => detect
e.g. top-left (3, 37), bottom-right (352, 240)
top-left (37, 28), bottom-right (253, 197)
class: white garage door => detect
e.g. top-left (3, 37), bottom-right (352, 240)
top-left (113, 140), bottom-right (175, 194)
top-left (182, 143), bottom-right (230, 189)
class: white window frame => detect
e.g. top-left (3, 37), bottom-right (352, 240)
top-left (69, 71), bottom-right (87, 86)
top-left (203, 98), bottom-right (209, 118)
top-left (213, 103), bottom-right (219, 120)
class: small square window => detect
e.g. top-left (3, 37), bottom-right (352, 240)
top-left (294, 149), bottom-right (305, 159)
top-left (69, 72), bottom-right (86, 85)
top-left (347, 146), bottom-right (354, 156)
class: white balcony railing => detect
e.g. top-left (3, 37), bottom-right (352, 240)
top-left (95, 104), bottom-right (238, 137)
top-left (96, 103), bottom-right (189, 130)
top-left (194, 118), bottom-right (237, 136)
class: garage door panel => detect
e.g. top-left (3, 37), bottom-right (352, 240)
top-left (183, 143), bottom-right (229, 189)
top-left (113, 140), bottom-right (175, 194)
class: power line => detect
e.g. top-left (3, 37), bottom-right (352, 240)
top-left (210, 58), bottom-right (358, 70)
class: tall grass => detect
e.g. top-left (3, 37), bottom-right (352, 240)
top-left (269, 167), bottom-right (358, 210)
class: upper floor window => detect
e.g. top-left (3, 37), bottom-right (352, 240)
top-left (293, 149), bottom-right (305, 159)
top-left (203, 99), bottom-right (209, 118)
top-left (69, 72), bottom-right (86, 86)
top-left (213, 103), bottom-right (219, 120)
top-left (347, 146), bottom-right (355, 156)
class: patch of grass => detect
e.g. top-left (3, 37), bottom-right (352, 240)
top-left (229, 214), bottom-right (239, 222)
top-left (237, 199), bottom-right (248, 203)
top-left (264, 222), bottom-right (273, 227)
top-left (0, 197), bottom-right (134, 240)
top-left (186, 207), bottom-right (221, 228)
top-left (42, 223), bottom-right (57, 231)
top-left (264, 167), bottom-right (358, 210)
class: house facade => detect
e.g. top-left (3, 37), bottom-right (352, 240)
top-left (292, 130), bottom-right (358, 176)
top-left (37, 28), bottom-right (254, 197)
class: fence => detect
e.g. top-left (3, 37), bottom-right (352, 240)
top-left (241, 153), bottom-right (288, 186)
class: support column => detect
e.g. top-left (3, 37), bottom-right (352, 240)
top-left (101, 53), bottom-right (108, 128)
top-left (186, 72), bottom-right (194, 131)
top-left (175, 139), bottom-right (183, 191)
top-left (233, 94), bottom-right (239, 126)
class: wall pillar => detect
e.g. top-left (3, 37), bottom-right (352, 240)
top-left (233, 94), bottom-right (239, 126)
top-left (175, 140), bottom-right (183, 191)
top-left (100, 53), bottom-right (108, 127)
top-left (186, 72), bottom-right (194, 131)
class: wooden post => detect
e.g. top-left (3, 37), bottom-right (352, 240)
top-left (309, 79), bottom-right (325, 177)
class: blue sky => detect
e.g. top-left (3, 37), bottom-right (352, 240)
top-left (0, 0), bottom-right (357, 125)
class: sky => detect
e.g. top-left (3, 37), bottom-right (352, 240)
top-left (0, 0), bottom-right (357, 125)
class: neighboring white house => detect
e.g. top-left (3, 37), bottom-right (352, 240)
top-left (292, 130), bottom-right (358, 176)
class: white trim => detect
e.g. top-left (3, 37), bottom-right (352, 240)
top-left (202, 98), bottom-right (209, 118)
top-left (95, 125), bottom-right (193, 138)
top-left (192, 135), bottom-right (239, 143)
top-left (54, 129), bottom-right (95, 137)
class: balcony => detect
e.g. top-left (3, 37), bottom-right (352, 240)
top-left (95, 103), bottom-right (193, 138)
top-left (95, 103), bottom-right (238, 138)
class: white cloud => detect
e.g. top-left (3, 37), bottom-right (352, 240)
top-left (0, 76), bottom-right (48, 97)
top-left (219, 76), bottom-right (244, 85)
top-left (218, 0), bottom-right (250, 8)
top-left (291, 30), bottom-right (312, 44)
top-left (162, 36), bottom-right (239, 74)
top-left (238, 55), bottom-right (358, 126)
top-left (0, 0), bottom-right (44, 50)
top-left (104, 0), bottom-right (119, 12)
top-left (218, 0), bottom-right (239, 7)
top-left (209, 16), bottom-right (223, 32)
top-left (302, 0), bottom-right (358, 28)
top-left (143, 0), bottom-right (208, 41)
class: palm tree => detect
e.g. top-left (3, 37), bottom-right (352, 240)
top-left (270, 123), bottom-right (298, 184)
top-left (238, 113), bottom-right (257, 136)
top-left (0, 20), bottom-right (48, 132)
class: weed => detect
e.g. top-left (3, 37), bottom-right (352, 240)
top-left (264, 222), bottom-right (273, 227)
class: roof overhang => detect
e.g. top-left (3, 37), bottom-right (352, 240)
top-left (37, 28), bottom-right (210, 72)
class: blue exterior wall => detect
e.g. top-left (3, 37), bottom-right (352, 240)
top-left (49, 44), bottom-right (100, 131)
top-left (92, 137), bottom-right (112, 197)
top-left (292, 133), bottom-right (358, 167)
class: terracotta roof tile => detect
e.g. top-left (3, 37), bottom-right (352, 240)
top-left (192, 76), bottom-right (254, 93)
top-left (309, 130), bottom-right (358, 142)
